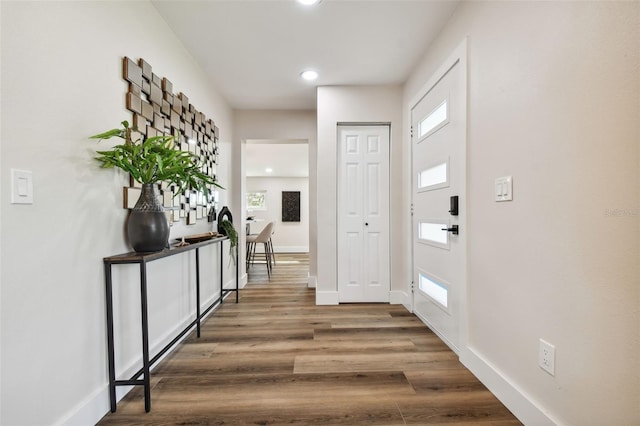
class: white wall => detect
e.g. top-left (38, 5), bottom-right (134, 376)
top-left (234, 110), bottom-right (317, 284)
top-left (316, 86), bottom-right (404, 304)
top-left (403, 1), bottom-right (639, 424)
top-left (246, 177), bottom-right (309, 252)
top-left (0, 2), bottom-right (234, 425)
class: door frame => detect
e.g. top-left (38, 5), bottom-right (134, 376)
top-left (336, 122), bottom-right (391, 303)
top-left (408, 38), bottom-right (468, 352)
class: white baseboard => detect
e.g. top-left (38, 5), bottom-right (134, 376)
top-left (223, 276), bottom-right (242, 290)
top-left (251, 245), bottom-right (309, 253)
top-left (275, 245), bottom-right (309, 253)
top-left (460, 347), bottom-right (558, 426)
top-left (57, 386), bottom-right (109, 426)
top-left (316, 290), bottom-right (339, 305)
top-left (389, 290), bottom-right (409, 305)
top-left (239, 272), bottom-right (248, 288)
top-left (307, 274), bottom-right (317, 288)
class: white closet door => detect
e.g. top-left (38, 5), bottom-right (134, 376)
top-left (337, 125), bottom-right (390, 303)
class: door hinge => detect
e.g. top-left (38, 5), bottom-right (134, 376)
top-left (410, 281), bottom-right (415, 293)
top-left (410, 203), bottom-right (414, 216)
top-left (410, 126), bottom-right (413, 139)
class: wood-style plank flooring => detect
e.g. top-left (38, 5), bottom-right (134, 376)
top-left (98, 253), bottom-right (521, 425)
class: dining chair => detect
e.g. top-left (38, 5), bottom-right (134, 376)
top-left (246, 222), bottom-right (275, 278)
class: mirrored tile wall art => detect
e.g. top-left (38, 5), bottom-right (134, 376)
top-left (121, 57), bottom-right (220, 224)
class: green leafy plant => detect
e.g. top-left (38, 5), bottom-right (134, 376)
top-left (90, 120), bottom-right (223, 195)
top-left (220, 219), bottom-right (238, 266)
top-left (220, 220), bottom-right (238, 247)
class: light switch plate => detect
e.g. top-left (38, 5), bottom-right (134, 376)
top-left (495, 176), bottom-right (513, 202)
top-left (11, 169), bottom-right (33, 204)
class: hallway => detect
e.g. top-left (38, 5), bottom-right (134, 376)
top-left (98, 253), bottom-right (520, 425)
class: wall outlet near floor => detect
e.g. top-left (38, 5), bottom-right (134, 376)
top-left (539, 339), bottom-right (555, 376)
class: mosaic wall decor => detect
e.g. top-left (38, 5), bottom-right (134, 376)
top-left (121, 57), bottom-right (220, 225)
top-left (282, 191), bottom-right (301, 222)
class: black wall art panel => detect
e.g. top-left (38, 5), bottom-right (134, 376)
top-left (281, 191), bottom-right (300, 222)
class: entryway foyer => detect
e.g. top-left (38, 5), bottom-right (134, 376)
top-left (98, 253), bottom-right (519, 425)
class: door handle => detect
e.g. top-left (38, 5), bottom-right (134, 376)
top-left (441, 225), bottom-right (459, 235)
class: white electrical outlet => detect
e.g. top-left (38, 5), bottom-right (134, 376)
top-left (539, 339), bottom-right (555, 376)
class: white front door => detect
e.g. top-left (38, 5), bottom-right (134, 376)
top-left (337, 125), bottom-right (390, 303)
top-left (411, 43), bottom-right (467, 353)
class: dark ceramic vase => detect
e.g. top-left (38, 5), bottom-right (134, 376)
top-left (217, 206), bottom-right (233, 235)
top-left (127, 184), bottom-right (169, 252)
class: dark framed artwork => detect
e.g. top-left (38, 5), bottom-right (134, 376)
top-left (282, 191), bottom-right (301, 222)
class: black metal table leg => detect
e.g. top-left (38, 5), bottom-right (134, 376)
top-left (195, 248), bottom-right (201, 338)
top-left (139, 261), bottom-right (151, 413)
top-left (219, 243), bottom-right (224, 304)
top-left (104, 262), bottom-right (117, 412)
top-left (235, 243), bottom-right (239, 303)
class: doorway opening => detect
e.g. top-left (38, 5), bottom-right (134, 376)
top-left (243, 139), bottom-right (310, 280)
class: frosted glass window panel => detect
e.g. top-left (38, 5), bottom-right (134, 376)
top-left (419, 272), bottom-right (449, 309)
top-left (418, 221), bottom-right (448, 246)
top-left (419, 99), bottom-right (449, 139)
top-left (418, 160), bottom-right (448, 191)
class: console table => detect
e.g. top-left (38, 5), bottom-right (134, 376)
top-left (103, 236), bottom-right (239, 413)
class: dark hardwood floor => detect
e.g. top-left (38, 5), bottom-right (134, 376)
top-left (98, 253), bottom-right (521, 425)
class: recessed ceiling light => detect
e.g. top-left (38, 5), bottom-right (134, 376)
top-left (265, 168), bottom-right (273, 173)
top-left (297, 0), bottom-right (321, 5)
top-left (300, 70), bottom-right (319, 81)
